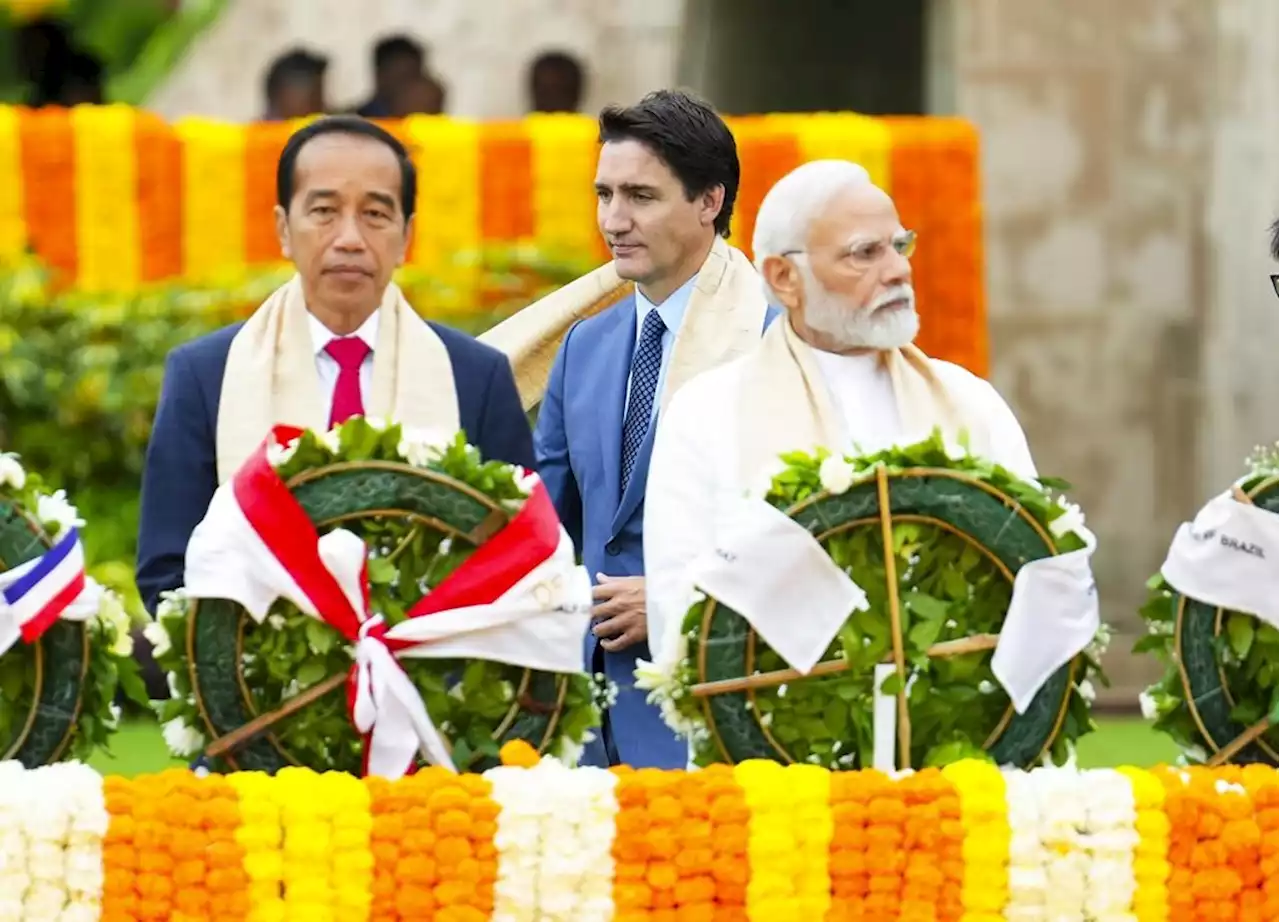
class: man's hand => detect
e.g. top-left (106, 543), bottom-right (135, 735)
top-left (591, 574), bottom-right (647, 652)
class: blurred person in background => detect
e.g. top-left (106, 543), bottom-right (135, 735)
top-left (263, 48), bottom-right (328, 120)
top-left (57, 48), bottom-right (104, 106)
top-left (15, 16), bottom-right (71, 106)
top-left (357, 34), bottom-right (426, 118)
top-left (389, 71), bottom-right (446, 116)
top-left (527, 50), bottom-right (585, 113)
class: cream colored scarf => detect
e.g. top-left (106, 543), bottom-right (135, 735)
top-left (479, 236), bottom-right (769, 412)
top-left (737, 317), bottom-right (993, 486)
top-left (215, 275), bottom-right (459, 483)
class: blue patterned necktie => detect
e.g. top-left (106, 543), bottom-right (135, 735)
top-left (619, 309), bottom-right (667, 492)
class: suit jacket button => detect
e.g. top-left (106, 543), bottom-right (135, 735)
top-left (605, 540), bottom-right (621, 556)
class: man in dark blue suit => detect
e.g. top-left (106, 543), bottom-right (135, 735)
top-left (137, 116), bottom-right (533, 614)
top-left (533, 91), bottom-right (776, 768)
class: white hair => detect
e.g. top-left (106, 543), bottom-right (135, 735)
top-left (751, 159), bottom-right (874, 300)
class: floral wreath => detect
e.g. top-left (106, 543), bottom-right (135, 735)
top-left (639, 432), bottom-right (1109, 771)
top-left (0, 453), bottom-right (146, 767)
top-left (148, 417), bottom-right (606, 774)
top-left (1137, 442), bottom-right (1279, 766)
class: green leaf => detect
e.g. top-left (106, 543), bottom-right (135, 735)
top-left (823, 700), bottom-right (849, 736)
top-left (296, 660), bottom-right (328, 689)
top-left (305, 620), bottom-right (337, 655)
top-left (1131, 634), bottom-right (1168, 655)
top-left (1226, 613), bottom-right (1256, 660)
top-left (879, 671), bottom-right (905, 696)
top-left (367, 557), bottom-right (397, 585)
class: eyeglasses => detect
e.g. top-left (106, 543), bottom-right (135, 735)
top-left (782, 230), bottom-right (917, 270)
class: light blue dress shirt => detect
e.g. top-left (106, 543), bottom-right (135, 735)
top-left (625, 274), bottom-right (697, 419)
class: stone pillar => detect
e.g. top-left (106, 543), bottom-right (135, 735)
top-left (950, 0), bottom-right (1277, 697)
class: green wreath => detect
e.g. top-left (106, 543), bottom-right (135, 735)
top-left (1136, 443), bottom-right (1278, 766)
top-left (148, 418), bottom-right (602, 774)
top-left (0, 454), bottom-right (146, 768)
top-left (643, 433), bottom-right (1106, 771)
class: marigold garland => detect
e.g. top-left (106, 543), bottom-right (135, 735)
top-left (7, 757), bottom-right (1277, 920)
top-left (1118, 767), bottom-right (1173, 922)
top-left (942, 759), bottom-right (1009, 922)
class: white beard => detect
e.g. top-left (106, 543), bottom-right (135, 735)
top-left (799, 265), bottom-right (919, 350)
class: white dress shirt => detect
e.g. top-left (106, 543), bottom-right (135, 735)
top-left (643, 346), bottom-right (1039, 667)
top-left (307, 310), bottom-right (379, 410)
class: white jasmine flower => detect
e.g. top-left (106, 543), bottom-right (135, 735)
top-left (97, 591), bottom-right (134, 657)
top-left (161, 718), bottom-right (205, 758)
top-left (320, 428), bottom-right (343, 454)
top-left (514, 465), bottom-right (541, 495)
top-left (1139, 690), bottom-right (1159, 720)
top-left (818, 455), bottom-right (855, 495)
top-left (397, 427), bottom-right (450, 467)
top-left (267, 613), bottom-right (286, 631)
top-left (0, 454), bottom-right (26, 490)
top-left (36, 489), bottom-right (84, 534)
top-left (1077, 679), bottom-right (1096, 703)
top-left (1049, 497), bottom-right (1087, 540)
top-left (142, 620), bottom-right (171, 658)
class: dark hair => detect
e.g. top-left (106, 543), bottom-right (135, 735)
top-left (374, 35), bottom-right (424, 70)
top-left (1270, 219), bottom-right (1278, 261)
top-left (276, 116), bottom-right (416, 221)
top-left (598, 89), bottom-right (739, 237)
top-left (531, 51), bottom-right (583, 85)
top-left (265, 48), bottom-right (327, 101)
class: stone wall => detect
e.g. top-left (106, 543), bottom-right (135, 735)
top-left (957, 0), bottom-right (1213, 696)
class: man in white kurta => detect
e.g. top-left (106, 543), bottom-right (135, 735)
top-left (644, 160), bottom-right (1039, 663)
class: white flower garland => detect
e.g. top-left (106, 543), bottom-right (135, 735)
top-left (0, 761), bottom-right (27, 919)
top-left (485, 757), bottom-right (618, 921)
top-left (1002, 770), bottom-right (1049, 922)
top-left (1080, 769), bottom-right (1139, 922)
top-left (0, 762), bottom-right (106, 921)
top-left (1034, 766), bottom-right (1089, 922)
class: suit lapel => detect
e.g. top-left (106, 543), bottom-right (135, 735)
top-left (595, 295), bottom-right (636, 520)
top-left (610, 408), bottom-right (657, 535)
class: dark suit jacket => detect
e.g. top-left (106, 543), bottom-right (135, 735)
top-left (535, 294), bottom-right (779, 768)
top-left (136, 319), bottom-right (535, 614)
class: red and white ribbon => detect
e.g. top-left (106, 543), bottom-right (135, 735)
top-left (0, 527), bottom-right (100, 657)
top-left (184, 426), bottom-right (591, 778)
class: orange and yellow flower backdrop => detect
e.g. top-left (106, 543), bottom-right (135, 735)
top-left (0, 105), bottom-right (986, 375)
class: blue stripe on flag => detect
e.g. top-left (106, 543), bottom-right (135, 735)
top-left (3, 527), bottom-right (80, 605)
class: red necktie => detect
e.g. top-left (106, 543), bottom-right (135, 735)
top-left (325, 337), bottom-right (371, 429)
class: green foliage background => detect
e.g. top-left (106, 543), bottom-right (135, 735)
top-left (0, 0), bottom-right (227, 105)
top-left (0, 252), bottom-right (588, 616)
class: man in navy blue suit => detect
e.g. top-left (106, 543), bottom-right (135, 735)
top-left (533, 91), bottom-right (776, 768)
top-left (136, 116), bottom-right (533, 614)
